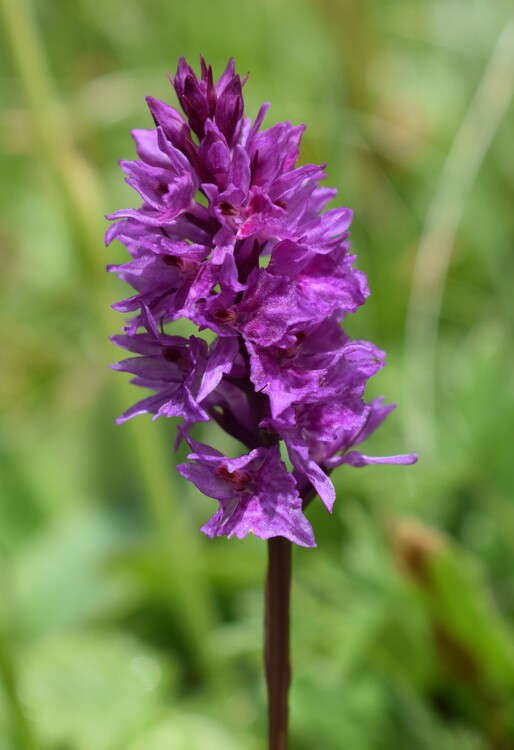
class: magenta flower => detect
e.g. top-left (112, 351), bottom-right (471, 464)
top-left (108, 57), bottom-right (417, 547)
top-left (177, 437), bottom-right (315, 548)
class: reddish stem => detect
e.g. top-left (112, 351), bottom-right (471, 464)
top-left (265, 536), bottom-right (292, 750)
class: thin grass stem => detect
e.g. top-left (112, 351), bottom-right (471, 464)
top-left (403, 22), bottom-right (514, 456)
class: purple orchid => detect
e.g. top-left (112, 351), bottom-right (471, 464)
top-left (108, 56), bottom-right (417, 547)
top-left (177, 437), bottom-right (315, 548)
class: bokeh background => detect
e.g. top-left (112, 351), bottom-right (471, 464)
top-left (1, 0), bottom-right (514, 748)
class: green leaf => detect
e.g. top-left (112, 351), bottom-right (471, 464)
top-left (16, 631), bottom-right (175, 750)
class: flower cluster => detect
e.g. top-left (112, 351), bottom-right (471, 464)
top-left (108, 57), bottom-right (417, 548)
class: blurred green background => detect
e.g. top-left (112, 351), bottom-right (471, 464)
top-left (1, 0), bottom-right (514, 747)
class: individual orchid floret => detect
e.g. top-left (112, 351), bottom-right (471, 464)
top-left (262, 342), bottom-right (416, 509)
top-left (108, 243), bottom-right (214, 332)
top-left (177, 438), bottom-right (315, 547)
top-left (323, 397), bottom-right (418, 469)
top-left (246, 318), bottom-right (353, 419)
top-left (111, 309), bottom-right (238, 424)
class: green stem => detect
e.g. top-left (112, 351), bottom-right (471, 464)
top-left (0, 0), bottom-right (215, 680)
top-left (0, 631), bottom-right (39, 750)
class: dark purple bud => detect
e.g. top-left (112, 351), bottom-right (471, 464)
top-left (146, 97), bottom-right (190, 151)
top-left (215, 75), bottom-right (244, 145)
top-left (182, 74), bottom-right (211, 138)
top-left (200, 57), bottom-right (217, 117)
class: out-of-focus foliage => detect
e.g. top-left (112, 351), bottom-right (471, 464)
top-left (1, 0), bottom-right (513, 747)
